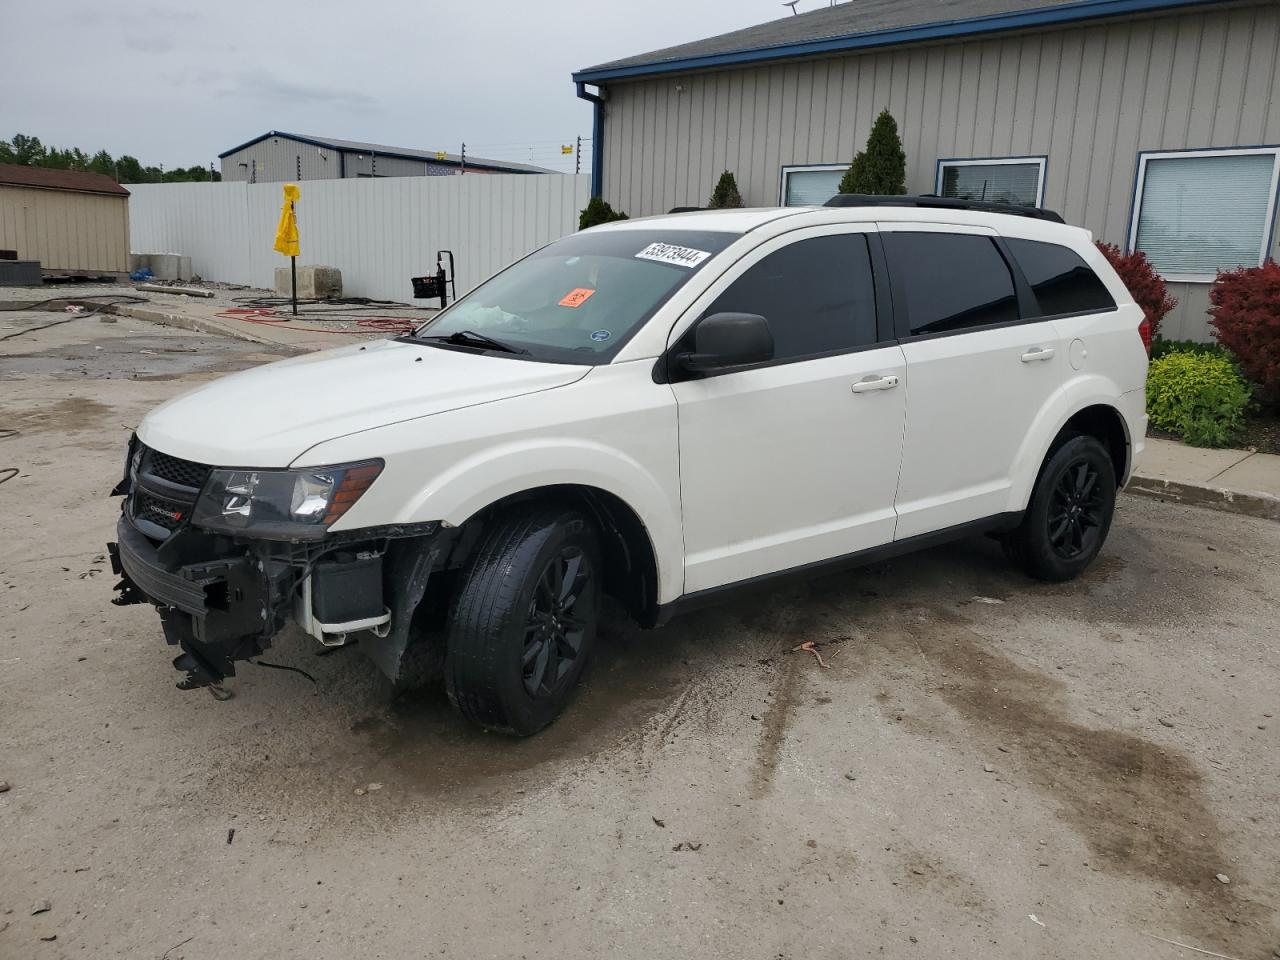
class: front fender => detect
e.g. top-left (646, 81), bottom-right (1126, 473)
top-left (1005, 373), bottom-right (1138, 512)
top-left (402, 438), bottom-right (684, 604)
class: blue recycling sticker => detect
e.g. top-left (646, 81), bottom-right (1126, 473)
top-left (590, 329), bottom-right (611, 342)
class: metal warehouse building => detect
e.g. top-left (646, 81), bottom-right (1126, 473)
top-left (219, 131), bottom-right (552, 183)
top-left (0, 164), bottom-right (130, 278)
top-left (573, 0), bottom-right (1280, 340)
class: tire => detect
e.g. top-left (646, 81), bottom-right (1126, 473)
top-left (444, 506), bottom-right (601, 736)
top-left (1003, 434), bottom-right (1117, 582)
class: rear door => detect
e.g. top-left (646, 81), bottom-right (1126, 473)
top-left (670, 226), bottom-right (907, 593)
top-left (882, 225), bottom-right (1066, 540)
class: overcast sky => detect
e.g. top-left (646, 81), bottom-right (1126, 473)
top-left (0, 0), bottom-right (800, 174)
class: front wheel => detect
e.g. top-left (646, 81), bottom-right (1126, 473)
top-left (445, 507), bottom-right (601, 736)
top-left (1003, 434), bottom-right (1117, 582)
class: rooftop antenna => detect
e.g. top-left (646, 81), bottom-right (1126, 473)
top-left (783, 0), bottom-right (800, 13)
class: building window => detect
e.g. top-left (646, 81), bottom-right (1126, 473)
top-left (779, 164), bottom-right (847, 207)
top-left (1129, 147), bottom-right (1280, 282)
top-left (936, 157), bottom-right (1046, 208)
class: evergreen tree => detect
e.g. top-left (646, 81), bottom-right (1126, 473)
top-left (707, 170), bottom-right (744, 209)
top-left (838, 109), bottom-right (907, 195)
top-left (579, 196), bottom-right (629, 230)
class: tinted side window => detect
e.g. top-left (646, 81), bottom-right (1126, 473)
top-left (882, 232), bottom-right (1019, 335)
top-left (703, 234), bottom-right (877, 360)
top-left (1006, 238), bottom-right (1117, 317)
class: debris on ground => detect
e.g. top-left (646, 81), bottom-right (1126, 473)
top-left (31, 900), bottom-right (51, 915)
top-left (844, 773), bottom-right (857, 781)
top-left (0, 780), bottom-right (10, 792)
top-left (983, 763), bottom-right (995, 773)
top-left (1215, 873), bottom-right (1231, 884)
top-left (226, 828), bottom-right (235, 845)
top-left (651, 817), bottom-right (666, 828)
top-left (1029, 914), bottom-right (1046, 927)
top-left (1143, 932), bottom-right (1247, 959)
top-left (1159, 717), bottom-right (1176, 728)
top-left (969, 596), bottom-right (1005, 605)
top-left (792, 641), bottom-right (828, 668)
top-left (672, 841), bottom-right (703, 852)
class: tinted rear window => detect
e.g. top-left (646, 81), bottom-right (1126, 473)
top-left (1005, 238), bottom-right (1116, 317)
top-left (882, 232), bottom-right (1019, 336)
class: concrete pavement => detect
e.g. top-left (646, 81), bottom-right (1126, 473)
top-left (1128, 438), bottom-right (1280, 521)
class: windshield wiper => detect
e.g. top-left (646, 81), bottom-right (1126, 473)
top-left (415, 329), bottom-right (528, 355)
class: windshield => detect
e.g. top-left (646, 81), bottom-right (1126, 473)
top-left (409, 229), bottom-right (739, 364)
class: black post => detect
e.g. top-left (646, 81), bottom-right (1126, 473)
top-left (291, 197), bottom-right (298, 315)
top-left (575, 136), bottom-right (582, 175)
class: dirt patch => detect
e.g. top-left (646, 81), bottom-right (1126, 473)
top-left (6, 397), bottom-right (111, 435)
top-left (886, 608), bottom-right (1270, 950)
top-left (751, 657), bottom-right (801, 798)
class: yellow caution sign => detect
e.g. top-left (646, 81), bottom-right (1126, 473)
top-left (273, 183), bottom-right (300, 258)
top-left (561, 144), bottom-right (574, 155)
top-left (435, 150), bottom-right (448, 161)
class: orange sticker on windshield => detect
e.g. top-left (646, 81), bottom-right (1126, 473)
top-left (558, 287), bottom-right (596, 308)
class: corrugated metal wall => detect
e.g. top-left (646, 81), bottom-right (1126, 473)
top-left (601, 2), bottom-right (1280, 339)
top-left (127, 175), bottom-right (590, 302)
top-left (220, 137), bottom-right (435, 182)
top-left (0, 186), bottom-right (130, 274)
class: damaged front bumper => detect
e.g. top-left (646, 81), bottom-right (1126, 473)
top-left (109, 513), bottom-right (452, 691)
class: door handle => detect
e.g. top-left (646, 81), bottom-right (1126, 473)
top-left (851, 375), bottom-right (900, 393)
top-left (1020, 347), bottom-right (1055, 363)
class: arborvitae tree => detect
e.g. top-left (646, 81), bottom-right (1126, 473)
top-left (579, 196), bottom-right (629, 230)
top-left (707, 170), bottom-right (744, 209)
top-left (838, 109), bottom-right (907, 195)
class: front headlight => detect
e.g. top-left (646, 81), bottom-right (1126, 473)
top-left (191, 460), bottom-right (383, 540)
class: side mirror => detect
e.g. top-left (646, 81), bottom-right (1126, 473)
top-left (677, 312), bottom-right (774, 374)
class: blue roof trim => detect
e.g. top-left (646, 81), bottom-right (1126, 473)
top-left (572, 0), bottom-right (1232, 83)
top-left (216, 130), bottom-right (532, 173)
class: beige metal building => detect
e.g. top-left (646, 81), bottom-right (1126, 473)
top-left (0, 164), bottom-right (131, 277)
top-left (573, 0), bottom-right (1280, 339)
top-left (218, 132), bottom-right (554, 183)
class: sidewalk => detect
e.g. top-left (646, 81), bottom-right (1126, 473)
top-left (1128, 438), bottom-right (1280, 521)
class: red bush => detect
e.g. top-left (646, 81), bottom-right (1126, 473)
top-left (1209, 260), bottom-right (1280, 404)
top-left (1096, 242), bottom-right (1177, 346)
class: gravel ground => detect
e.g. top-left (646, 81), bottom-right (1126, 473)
top-left (1, 316), bottom-right (1277, 959)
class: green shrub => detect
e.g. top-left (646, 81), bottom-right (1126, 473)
top-left (1149, 338), bottom-right (1236, 363)
top-left (838, 109), bottom-right (906, 195)
top-left (1146, 352), bottom-right (1252, 448)
top-left (707, 170), bottom-right (744, 209)
top-left (579, 196), bottom-right (628, 230)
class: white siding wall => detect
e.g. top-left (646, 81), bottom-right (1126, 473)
top-left (601, 2), bottom-right (1280, 339)
top-left (127, 175), bottom-right (590, 302)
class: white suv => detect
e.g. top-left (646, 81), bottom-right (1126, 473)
top-left (109, 197), bottom-right (1148, 735)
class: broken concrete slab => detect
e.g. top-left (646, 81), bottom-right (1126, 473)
top-left (274, 265), bottom-right (341, 300)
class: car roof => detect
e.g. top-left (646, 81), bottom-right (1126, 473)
top-left (587, 204), bottom-right (1091, 246)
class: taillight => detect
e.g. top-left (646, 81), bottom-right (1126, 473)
top-left (1138, 317), bottom-right (1152, 354)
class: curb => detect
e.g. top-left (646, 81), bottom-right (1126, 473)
top-left (105, 303), bottom-right (300, 350)
top-left (1125, 475), bottom-right (1280, 522)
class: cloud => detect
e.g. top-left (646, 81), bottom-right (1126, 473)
top-left (219, 70), bottom-right (379, 110)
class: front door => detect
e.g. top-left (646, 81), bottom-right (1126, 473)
top-left (670, 227), bottom-right (907, 594)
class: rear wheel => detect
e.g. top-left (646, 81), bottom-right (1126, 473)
top-left (1004, 434), bottom-right (1116, 582)
top-left (445, 507), bottom-right (600, 736)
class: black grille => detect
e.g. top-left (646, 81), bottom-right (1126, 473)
top-left (135, 492), bottom-right (187, 531)
top-left (146, 448), bottom-right (211, 490)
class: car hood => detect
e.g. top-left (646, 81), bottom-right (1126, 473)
top-left (137, 338), bottom-right (590, 467)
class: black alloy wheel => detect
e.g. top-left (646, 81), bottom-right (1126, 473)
top-left (1003, 433), bottom-right (1117, 582)
top-left (522, 546), bottom-right (594, 698)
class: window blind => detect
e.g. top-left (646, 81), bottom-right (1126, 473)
top-left (784, 169), bottom-right (844, 206)
top-left (1134, 152), bottom-right (1277, 277)
top-left (940, 162), bottom-right (1041, 206)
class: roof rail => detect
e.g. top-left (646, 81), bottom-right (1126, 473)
top-left (823, 193), bottom-right (1065, 224)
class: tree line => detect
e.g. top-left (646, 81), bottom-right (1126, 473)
top-left (0, 133), bottom-right (220, 183)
